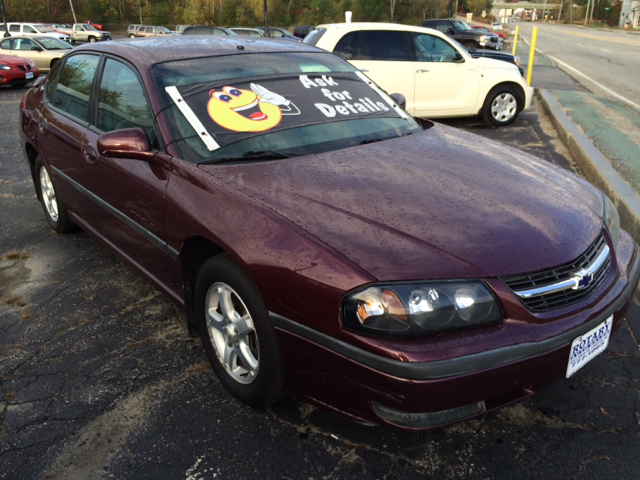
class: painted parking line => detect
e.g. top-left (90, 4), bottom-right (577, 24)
top-left (522, 37), bottom-right (640, 113)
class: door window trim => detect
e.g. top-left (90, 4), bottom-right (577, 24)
top-left (47, 52), bottom-right (103, 128)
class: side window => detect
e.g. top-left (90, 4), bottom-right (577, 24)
top-left (359, 31), bottom-right (407, 61)
top-left (0, 39), bottom-right (11, 50)
top-left (213, 28), bottom-right (226, 36)
top-left (14, 39), bottom-right (36, 51)
top-left (9, 25), bottom-right (21, 33)
top-left (333, 31), bottom-right (359, 61)
top-left (97, 59), bottom-right (153, 137)
top-left (54, 54), bottom-right (100, 122)
top-left (435, 22), bottom-right (450, 33)
top-left (24, 25), bottom-right (37, 33)
top-left (412, 34), bottom-right (457, 63)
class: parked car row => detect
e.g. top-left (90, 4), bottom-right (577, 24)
top-left (0, 36), bottom-right (72, 72)
top-left (126, 24), bottom-right (301, 42)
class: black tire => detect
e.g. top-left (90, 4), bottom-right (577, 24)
top-left (35, 157), bottom-right (73, 233)
top-left (129, 34), bottom-right (136, 38)
top-left (11, 81), bottom-right (29, 88)
top-left (194, 253), bottom-right (286, 407)
top-left (88, 36), bottom-right (96, 43)
top-left (481, 85), bottom-right (522, 127)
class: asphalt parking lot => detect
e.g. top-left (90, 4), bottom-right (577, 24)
top-left (1, 84), bottom-right (640, 479)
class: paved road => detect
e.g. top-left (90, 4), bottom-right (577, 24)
top-left (516, 22), bottom-right (640, 109)
top-left (2, 84), bottom-right (640, 479)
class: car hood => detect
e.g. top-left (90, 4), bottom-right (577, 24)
top-left (0, 54), bottom-right (31, 66)
top-left (198, 124), bottom-right (603, 281)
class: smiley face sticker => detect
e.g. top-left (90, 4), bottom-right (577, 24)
top-left (207, 83), bottom-right (300, 133)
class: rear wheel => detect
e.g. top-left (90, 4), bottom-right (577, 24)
top-left (195, 254), bottom-right (286, 407)
top-left (129, 34), bottom-right (136, 38)
top-left (35, 157), bottom-right (73, 233)
top-left (481, 86), bottom-right (521, 127)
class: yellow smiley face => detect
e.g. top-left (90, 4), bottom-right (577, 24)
top-left (207, 86), bottom-right (283, 133)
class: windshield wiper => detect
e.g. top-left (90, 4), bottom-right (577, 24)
top-left (201, 150), bottom-right (295, 165)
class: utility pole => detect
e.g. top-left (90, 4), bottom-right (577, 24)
top-left (0, 0), bottom-right (10, 37)
top-left (584, 0), bottom-right (591, 25)
top-left (449, 0), bottom-right (453, 19)
top-left (263, 0), bottom-right (270, 37)
top-left (69, 0), bottom-right (78, 24)
top-left (559, 0), bottom-right (564, 22)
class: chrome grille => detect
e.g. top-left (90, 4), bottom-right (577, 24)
top-left (501, 234), bottom-right (611, 312)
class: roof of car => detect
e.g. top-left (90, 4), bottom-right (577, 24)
top-left (72, 36), bottom-right (322, 65)
top-left (315, 22), bottom-right (442, 34)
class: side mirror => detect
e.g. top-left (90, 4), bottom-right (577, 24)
top-left (389, 93), bottom-right (406, 110)
top-left (97, 128), bottom-right (155, 161)
top-left (31, 46), bottom-right (43, 52)
top-left (454, 52), bottom-right (465, 63)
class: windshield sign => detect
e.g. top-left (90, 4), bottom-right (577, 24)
top-left (168, 73), bottom-right (404, 151)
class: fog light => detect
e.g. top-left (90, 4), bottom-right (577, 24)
top-left (372, 400), bottom-right (486, 429)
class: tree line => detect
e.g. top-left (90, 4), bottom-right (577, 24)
top-left (3, 0), bottom-right (490, 28)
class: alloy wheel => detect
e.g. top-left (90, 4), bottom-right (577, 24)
top-left (39, 167), bottom-right (59, 223)
top-left (205, 282), bottom-right (259, 385)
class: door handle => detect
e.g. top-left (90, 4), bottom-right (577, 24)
top-left (83, 145), bottom-right (98, 163)
top-left (416, 69), bottom-right (429, 73)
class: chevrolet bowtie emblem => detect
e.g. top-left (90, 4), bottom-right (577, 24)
top-left (571, 270), bottom-right (594, 290)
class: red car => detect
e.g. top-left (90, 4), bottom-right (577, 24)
top-left (84, 20), bottom-right (106, 31)
top-left (471, 25), bottom-right (505, 39)
top-left (0, 54), bottom-right (39, 87)
top-left (18, 37), bottom-right (640, 430)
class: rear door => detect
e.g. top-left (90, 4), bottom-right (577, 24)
top-left (334, 30), bottom-right (416, 115)
top-left (410, 32), bottom-right (480, 118)
top-left (39, 53), bottom-right (101, 219)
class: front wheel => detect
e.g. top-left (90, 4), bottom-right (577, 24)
top-left (35, 157), bottom-right (73, 233)
top-left (481, 86), bottom-right (521, 127)
top-left (88, 36), bottom-right (96, 43)
top-left (194, 254), bottom-right (286, 407)
top-left (129, 34), bottom-right (136, 38)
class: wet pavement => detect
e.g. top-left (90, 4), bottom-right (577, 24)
top-left (2, 84), bottom-right (640, 479)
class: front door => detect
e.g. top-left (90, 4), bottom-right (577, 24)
top-left (410, 33), bottom-right (480, 118)
top-left (81, 57), bottom-right (174, 289)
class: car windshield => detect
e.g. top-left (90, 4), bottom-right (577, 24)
top-left (453, 20), bottom-right (473, 31)
top-left (85, 24), bottom-right (98, 31)
top-left (38, 37), bottom-right (73, 50)
top-left (152, 52), bottom-right (423, 164)
top-left (159, 27), bottom-right (171, 33)
top-left (36, 25), bottom-right (55, 33)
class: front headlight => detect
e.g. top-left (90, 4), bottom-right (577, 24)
top-left (0, 64), bottom-right (11, 70)
top-left (29, 60), bottom-right (35, 67)
top-left (342, 281), bottom-right (502, 337)
top-left (479, 35), bottom-right (487, 42)
top-left (603, 194), bottom-right (620, 247)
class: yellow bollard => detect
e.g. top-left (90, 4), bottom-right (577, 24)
top-left (526, 27), bottom-right (538, 87)
top-left (512, 26), bottom-right (519, 56)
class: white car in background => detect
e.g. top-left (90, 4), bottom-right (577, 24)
top-left (306, 23), bottom-right (532, 126)
top-left (492, 22), bottom-right (504, 31)
top-left (0, 23), bottom-right (71, 43)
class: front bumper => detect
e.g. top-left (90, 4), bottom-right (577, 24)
top-left (272, 231), bottom-right (640, 430)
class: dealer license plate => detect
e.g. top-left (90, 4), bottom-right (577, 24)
top-left (566, 315), bottom-right (612, 378)
top-left (25, 72), bottom-right (33, 79)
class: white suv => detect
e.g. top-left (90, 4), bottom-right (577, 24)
top-left (0, 23), bottom-right (71, 42)
top-left (306, 22), bottom-right (532, 126)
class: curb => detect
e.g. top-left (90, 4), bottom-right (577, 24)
top-left (539, 89), bottom-right (640, 244)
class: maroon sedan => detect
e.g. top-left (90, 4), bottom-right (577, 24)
top-left (0, 54), bottom-right (39, 87)
top-left (19, 37), bottom-right (640, 430)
